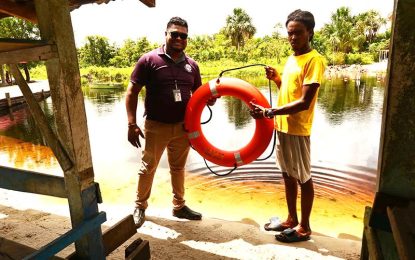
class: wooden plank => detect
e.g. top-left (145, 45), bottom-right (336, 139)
top-left (22, 212), bottom-right (107, 260)
top-left (10, 64), bottom-right (73, 171)
top-left (387, 202), bottom-right (415, 260)
top-left (102, 215), bottom-right (137, 256)
top-left (0, 165), bottom-right (66, 198)
top-left (0, 44), bottom-right (57, 64)
top-left (125, 239), bottom-right (150, 260)
top-left (0, 237), bottom-right (64, 260)
top-left (361, 207), bottom-right (383, 260)
top-left (0, 1), bottom-right (37, 23)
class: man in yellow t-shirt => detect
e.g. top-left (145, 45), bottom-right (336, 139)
top-left (250, 9), bottom-right (326, 243)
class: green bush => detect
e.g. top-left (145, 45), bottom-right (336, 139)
top-left (345, 52), bottom-right (374, 65)
top-left (29, 63), bottom-right (47, 80)
top-left (79, 66), bottom-right (131, 85)
top-left (328, 52), bottom-right (346, 65)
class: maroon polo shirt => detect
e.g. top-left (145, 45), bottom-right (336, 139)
top-left (130, 45), bottom-right (202, 123)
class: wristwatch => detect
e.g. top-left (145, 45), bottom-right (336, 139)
top-left (264, 109), bottom-right (274, 119)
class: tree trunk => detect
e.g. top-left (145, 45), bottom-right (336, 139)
top-left (0, 64), bottom-right (6, 86)
top-left (23, 63), bottom-right (31, 82)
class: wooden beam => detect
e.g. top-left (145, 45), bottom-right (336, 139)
top-left (387, 202), bottom-right (415, 260)
top-left (0, 1), bottom-right (37, 23)
top-left (0, 38), bottom-right (48, 52)
top-left (0, 44), bottom-right (57, 64)
top-left (139, 0), bottom-right (155, 7)
top-left (9, 64), bottom-right (73, 171)
top-left (0, 165), bottom-right (66, 198)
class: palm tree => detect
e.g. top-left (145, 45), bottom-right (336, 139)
top-left (322, 7), bottom-right (355, 53)
top-left (356, 10), bottom-right (387, 44)
top-left (223, 8), bottom-right (256, 51)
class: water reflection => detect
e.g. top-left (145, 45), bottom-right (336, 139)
top-left (318, 77), bottom-right (382, 125)
top-left (224, 97), bottom-right (252, 128)
top-left (0, 99), bottom-right (54, 145)
top-left (82, 87), bottom-right (125, 115)
top-left (0, 75), bottom-right (385, 238)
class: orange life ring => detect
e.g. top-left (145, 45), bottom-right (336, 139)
top-left (185, 77), bottom-right (274, 167)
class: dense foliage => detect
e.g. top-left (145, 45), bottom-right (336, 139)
top-left (0, 17), bottom-right (40, 39)
top-left (75, 7), bottom-right (390, 68)
top-left (10, 7), bottom-right (390, 83)
top-left (0, 17), bottom-right (41, 82)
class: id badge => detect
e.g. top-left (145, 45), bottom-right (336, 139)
top-left (173, 89), bottom-right (182, 102)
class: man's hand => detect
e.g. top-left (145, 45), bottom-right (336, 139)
top-left (249, 101), bottom-right (266, 119)
top-left (128, 124), bottom-right (145, 148)
top-left (265, 66), bottom-right (281, 86)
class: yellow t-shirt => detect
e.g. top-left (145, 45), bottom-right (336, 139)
top-left (275, 49), bottom-right (326, 136)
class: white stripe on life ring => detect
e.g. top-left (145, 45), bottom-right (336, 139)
top-left (234, 152), bottom-right (243, 166)
top-left (209, 80), bottom-right (219, 97)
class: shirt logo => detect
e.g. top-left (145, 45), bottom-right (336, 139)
top-left (184, 64), bottom-right (192, 73)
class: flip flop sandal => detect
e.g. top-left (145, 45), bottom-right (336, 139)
top-left (264, 217), bottom-right (294, 231)
top-left (275, 228), bottom-right (310, 243)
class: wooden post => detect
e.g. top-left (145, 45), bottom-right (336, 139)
top-left (34, 0), bottom-right (104, 258)
top-left (377, 0), bottom-right (415, 199)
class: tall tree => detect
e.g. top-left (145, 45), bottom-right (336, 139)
top-left (322, 7), bottom-right (355, 53)
top-left (356, 10), bottom-right (387, 44)
top-left (78, 35), bottom-right (116, 67)
top-left (110, 37), bottom-right (157, 67)
top-left (223, 8), bottom-right (256, 51)
top-left (0, 17), bottom-right (40, 83)
top-left (0, 17), bottom-right (40, 39)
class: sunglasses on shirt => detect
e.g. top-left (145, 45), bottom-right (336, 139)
top-left (168, 31), bottom-right (188, 40)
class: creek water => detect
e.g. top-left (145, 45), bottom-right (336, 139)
top-left (0, 74), bottom-right (385, 239)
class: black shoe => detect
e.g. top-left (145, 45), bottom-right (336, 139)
top-left (173, 205), bottom-right (202, 220)
top-left (133, 208), bottom-right (145, 228)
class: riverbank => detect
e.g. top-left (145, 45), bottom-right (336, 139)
top-left (0, 197), bottom-right (361, 260)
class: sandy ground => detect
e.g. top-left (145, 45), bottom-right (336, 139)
top-left (0, 130), bottom-right (369, 259)
top-left (0, 195), bottom-right (361, 260)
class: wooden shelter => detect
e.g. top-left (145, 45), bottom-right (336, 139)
top-left (1, 0), bottom-right (415, 259)
top-left (0, 0), bottom-right (154, 259)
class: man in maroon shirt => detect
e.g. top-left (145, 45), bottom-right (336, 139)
top-left (126, 17), bottom-right (213, 228)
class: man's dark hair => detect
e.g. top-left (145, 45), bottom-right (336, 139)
top-left (167, 17), bottom-right (188, 29)
top-left (285, 9), bottom-right (315, 41)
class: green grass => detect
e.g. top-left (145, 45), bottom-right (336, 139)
top-left (29, 58), bottom-right (285, 83)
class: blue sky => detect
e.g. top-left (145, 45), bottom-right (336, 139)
top-left (70, 0), bottom-right (394, 47)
